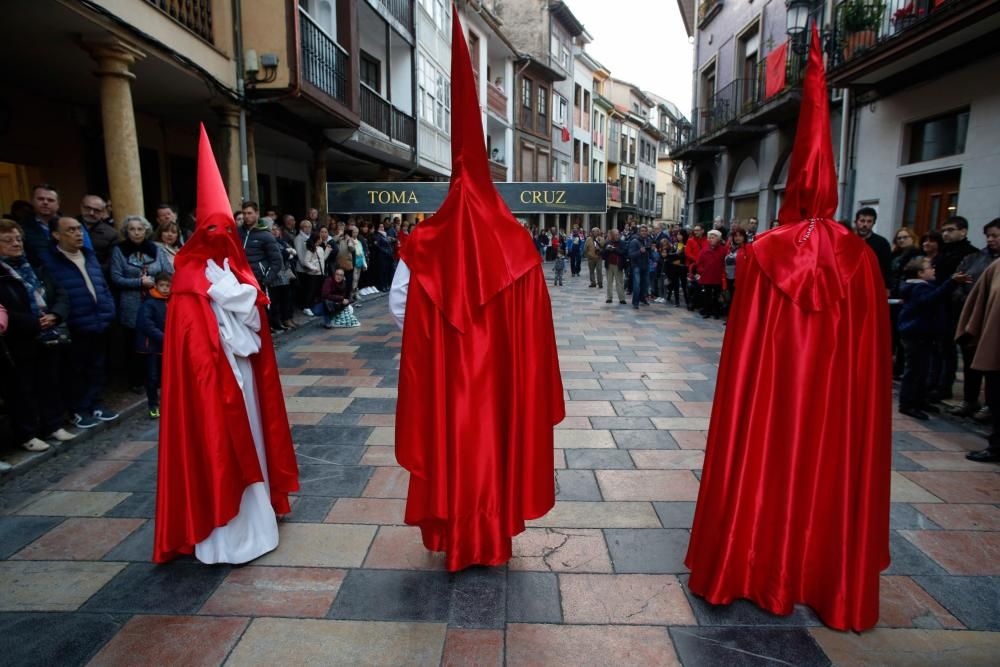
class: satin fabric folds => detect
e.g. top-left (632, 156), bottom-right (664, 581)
top-left (685, 27), bottom-right (892, 632)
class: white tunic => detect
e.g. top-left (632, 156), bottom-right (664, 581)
top-left (194, 258), bottom-right (279, 565)
top-left (389, 259), bottom-right (410, 331)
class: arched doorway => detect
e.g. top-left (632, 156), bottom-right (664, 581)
top-left (728, 157), bottom-right (759, 226)
top-left (694, 169), bottom-right (715, 225)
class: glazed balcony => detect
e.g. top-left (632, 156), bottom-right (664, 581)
top-left (489, 159), bottom-right (508, 181)
top-left (487, 83), bottom-right (508, 118)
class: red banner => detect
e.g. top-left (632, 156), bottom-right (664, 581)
top-left (765, 43), bottom-right (788, 98)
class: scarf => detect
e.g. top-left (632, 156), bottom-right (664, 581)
top-left (0, 255), bottom-right (47, 316)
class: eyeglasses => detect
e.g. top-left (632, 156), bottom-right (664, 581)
top-left (941, 227), bottom-right (958, 233)
top-left (82, 205), bottom-right (105, 213)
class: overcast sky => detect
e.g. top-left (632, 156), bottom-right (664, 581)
top-left (566, 0), bottom-right (694, 115)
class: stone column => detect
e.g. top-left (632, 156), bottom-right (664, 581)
top-left (214, 105), bottom-right (243, 211)
top-left (313, 146), bottom-right (329, 217)
top-left (84, 39), bottom-right (145, 224)
top-left (246, 121), bottom-right (259, 203)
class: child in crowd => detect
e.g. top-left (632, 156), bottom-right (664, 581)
top-left (136, 272), bottom-right (171, 418)
top-left (897, 257), bottom-right (969, 420)
top-left (553, 247), bottom-right (566, 286)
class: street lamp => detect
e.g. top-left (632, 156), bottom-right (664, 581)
top-left (785, 0), bottom-right (812, 38)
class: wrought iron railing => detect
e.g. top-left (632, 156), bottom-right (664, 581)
top-left (146, 0), bottom-right (213, 43)
top-left (831, 0), bottom-right (957, 68)
top-left (362, 84), bottom-right (415, 146)
top-left (391, 106), bottom-right (416, 146)
top-left (375, 0), bottom-right (414, 34)
top-left (300, 8), bottom-right (349, 103)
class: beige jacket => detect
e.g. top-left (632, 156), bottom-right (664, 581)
top-left (956, 258), bottom-right (1000, 371)
top-left (585, 235), bottom-right (604, 260)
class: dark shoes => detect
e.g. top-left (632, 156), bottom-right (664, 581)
top-left (965, 448), bottom-right (1000, 463)
top-left (619, 301), bottom-right (626, 305)
top-left (606, 299), bottom-right (612, 304)
top-left (899, 406), bottom-right (930, 421)
top-left (949, 402), bottom-right (980, 417)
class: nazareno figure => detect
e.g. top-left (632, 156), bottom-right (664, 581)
top-left (153, 126), bottom-right (299, 564)
top-left (685, 27), bottom-right (892, 632)
top-left (389, 9), bottom-right (564, 571)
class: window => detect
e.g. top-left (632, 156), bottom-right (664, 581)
top-left (537, 85), bottom-right (548, 130)
top-left (583, 90), bottom-right (591, 114)
top-left (521, 77), bottom-right (533, 130)
top-left (574, 84), bottom-right (581, 109)
top-left (418, 0), bottom-right (449, 33)
top-left (656, 193), bottom-right (664, 217)
top-left (907, 109), bottom-right (969, 164)
top-left (553, 93), bottom-right (568, 126)
top-left (561, 45), bottom-right (571, 70)
top-left (360, 51), bottom-right (380, 92)
top-left (417, 53), bottom-right (451, 133)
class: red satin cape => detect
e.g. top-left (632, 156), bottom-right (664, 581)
top-left (685, 219), bottom-right (892, 631)
top-left (152, 288), bottom-right (299, 563)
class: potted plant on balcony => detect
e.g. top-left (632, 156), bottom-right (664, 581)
top-left (839, 0), bottom-right (886, 60)
top-left (891, 2), bottom-right (925, 33)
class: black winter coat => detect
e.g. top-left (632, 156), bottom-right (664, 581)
top-left (0, 259), bottom-right (70, 354)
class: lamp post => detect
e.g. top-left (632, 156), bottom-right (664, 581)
top-left (786, 0), bottom-right (813, 53)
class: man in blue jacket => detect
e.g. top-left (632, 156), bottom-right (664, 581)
top-left (41, 217), bottom-right (119, 429)
top-left (627, 224), bottom-right (651, 309)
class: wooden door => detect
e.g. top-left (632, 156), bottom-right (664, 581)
top-left (905, 170), bottom-right (960, 236)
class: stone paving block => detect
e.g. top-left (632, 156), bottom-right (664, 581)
top-left (892, 432), bottom-right (939, 451)
top-left (527, 501), bottom-right (661, 528)
top-left (442, 628), bottom-right (503, 667)
top-left (296, 464), bottom-right (372, 497)
top-left (326, 497), bottom-right (406, 525)
top-left (285, 496), bottom-right (336, 523)
top-left (555, 470), bottom-right (602, 501)
top-left (679, 576), bottom-right (821, 627)
top-left (614, 401), bottom-right (682, 418)
top-left (902, 471), bottom-right (1000, 504)
top-left (92, 461), bottom-right (158, 493)
top-left (913, 503), bottom-right (1000, 531)
top-left (569, 389), bottom-right (625, 401)
top-left (878, 575), bottom-right (963, 629)
top-left (562, 379), bottom-right (602, 390)
top-left (650, 417), bottom-right (710, 430)
top-left (362, 525), bottom-right (447, 569)
top-left (0, 561), bottom-right (125, 611)
top-left (357, 413), bottom-right (396, 426)
top-left (565, 449), bottom-right (634, 469)
top-left (553, 429), bottom-right (615, 449)
top-left (890, 471), bottom-right (944, 503)
top-left (89, 615), bottom-right (249, 667)
top-left (255, 524), bottom-right (376, 568)
top-left (81, 561), bottom-right (229, 614)
top-left (0, 516), bottom-right (62, 559)
top-left (901, 451), bottom-right (992, 471)
top-left (889, 503), bottom-right (941, 531)
top-left (17, 491), bottom-right (129, 517)
top-left (344, 397), bottom-right (398, 413)
top-left (0, 612), bottom-right (129, 667)
top-left (596, 470), bottom-right (700, 501)
top-left (200, 566), bottom-right (345, 618)
top-left (284, 396), bottom-right (354, 413)
top-left (329, 569), bottom-right (452, 622)
top-left (296, 444), bottom-right (365, 465)
top-left (101, 491), bottom-right (157, 519)
top-left (506, 624), bottom-right (680, 667)
top-left (287, 412), bottom-right (327, 425)
top-left (621, 390), bottom-right (684, 401)
top-left (102, 518), bottom-right (154, 561)
top-left (912, 431), bottom-right (987, 452)
top-left (280, 374), bottom-right (322, 386)
top-left (892, 450), bottom-right (928, 472)
top-left (365, 426), bottom-right (395, 445)
top-left (227, 618), bottom-right (447, 665)
top-left (612, 429), bottom-right (679, 449)
top-left (11, 517), bottom-right (144, 561)
top-left (449, 567), bottom-right (506, 629)
top-left (50, 459), bottom-right (133, 491)
top-left (315, 375), bottom-right (381, 387)
top-left (591, 417), bottom-right (656, 430)
top-left (899, 530), bottom-right (1000, 575)
top-left (362, 467), bottom-right (409, 498)
top-left (885, 532), bottom-right (948, 576)
top-left (98, 440), bottom-right (157, 461)
top-left (911, 575), bottom-right (1000, 631)
top-left (292, 424), bottom-right (372, 446)
top-left (653, 502), bottom-right (697, 529)
top-left (554, 416), bottom-right (593, 429)
top-left (604, 529), bottom-right (689, 574)
top-left (564, 401), bottom-right (616, 417)
top-left (810, 627), bottom-right (1000, 665)
top-left (510, 528), bottom-right (613, 573)
top-left (670, 627), bottom-right (830, 667)
top-left (559, 573), bottom-right (695, 625)
top-left (673, 402), bottom-right (714, 417)
top-left (506, 572), bottom-right (562, 623)
top-left (295, 385), bottom-right (353, 397)
top-left (629, 450), bottom-right (704, 469)
top-left (349, 387), bottom-right (398, 398)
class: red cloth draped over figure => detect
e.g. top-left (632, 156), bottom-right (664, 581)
top-left (685, 27), bottom-right (892, 632)
top-left (153, 125), bottom-right (299, 563)
top-left (393, 10), bottom-right (564, 571)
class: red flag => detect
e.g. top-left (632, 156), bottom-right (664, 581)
top-left (765, 42), bottom-right (788, 98)
top-left (561, 125), bottom-right (571, 142)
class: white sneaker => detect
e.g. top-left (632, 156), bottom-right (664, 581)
top-left (0, 460), bottom-right (12, 473)
top-left (21, 438), bottom-right (50, 452)
top-left (48, 428), bottom-right (76, 442)
top-left (303, 308), bottom-right (315, 317)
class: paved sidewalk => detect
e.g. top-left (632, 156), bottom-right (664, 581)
top-left (1, 276), bottom-right (998, 666)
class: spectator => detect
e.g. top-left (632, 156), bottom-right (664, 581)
top-left (685, 224), bottom-right (707, 311)
top-left (665, 228), bottom-right (688, 308)
top-left (348, 226), bottom-right (367, 298)
top-left (0, 219), bottom-right (74, 452)
top-left (746, 217), bottom-right (759, 243)
top-left (268, 220), bottom-right (297, 332)
top-left (601, 228), bottom-right (627, 305)
top-left (935, 216), bottom-right (980, 400)
top-left (567, 226), bottom-right (584, 277)
top-left (951, 218), bottom-right (1000, 419)
top-left (854, 207), bottom-right (892, 290)
top-left (372, 222), bottom-right (395, 292)
top-left (534, 226), bottom-right (549, 260)
top-left (316, 267), bottom-right (360, 328)
top-left (897, 256), bottom-right (969, 420)
top-left (627, 224), bottom-right (651, 309)
top-left (153, 220), bottom-right (183, 269)
top-left (155, 203), bottom-right (182, 241)
top-left (294, 219), bottom-right (313, 306)
top-left (265, 208), bottom-right (278, 221)
top-left (328, 222), bottom-right (355, 289)
top-left (78, 195), bottom-right (118, 275)
top-left (110, 215), bottom-right (172, 392)
top-left (956, 256), bottom-right (1000, 463)
top-left (300, 228), bottom-right (329, 316)
top-left (890, 227), bottom-right (921, 378)
top-left (920, 230), bottom-right (943, 274)
top-left (135, 271), bottom-right (170, 418)
top-left (41, 217), bottom-right (118, 428)
top-left (280, 214), bottom-right (297, 247)
top-left (693, 229), bottom-right (726, 319)
top-left (553, 247), bottom-right (566, 286)
top-left (21, 184), bottom-right (62, 265)
top-left (238, 202), bottom-right (282, 291)
top-left (724, 226), bottom-right (748, 312)
top-left (306, 207), bottom-right (319, 226)
top-left (585, 227), bottom-right (604, 289)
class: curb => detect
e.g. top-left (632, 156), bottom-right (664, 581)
top-left (0, 292), bottom-right (389, 481)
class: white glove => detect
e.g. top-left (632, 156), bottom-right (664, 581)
top-left (205, 257), bottom-right (230, 284)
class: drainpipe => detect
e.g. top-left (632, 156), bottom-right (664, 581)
top-left (233, 0), bottom-right (250, 201)
top-left (837, 88), bottom-right (850, 220)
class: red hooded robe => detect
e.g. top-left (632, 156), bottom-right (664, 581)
top-left (153, 125), bottom-right (299, 563)
top-left (684, 28), bottom-right (892, 631)
top-left (394, 10), bottom-right (564, 571)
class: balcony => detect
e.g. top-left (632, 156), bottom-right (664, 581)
top-left (487, 84), bottom-right (508, 119)
top-left (697, 0), bottom-right (723, 27)
top-left (700, 79), bottom-right (769, 145)
top-left (828, 0), bottom-right (1000, 89)
top-left (489, 160), bottom-right (508, 181)
top-left (146, 0), bottom-right (213, 43)
top-left (300, 8), bottom-right (349, 104)
top-left (360, 84), bottom-right (415, 147)
top-left (373, 0), bottom-right (414, 35)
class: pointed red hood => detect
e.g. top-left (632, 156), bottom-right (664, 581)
top-left (400, 7), bottom-right (540, 332)
top-left (755, 26), bottom-right (865, 312)
top-left (172, 124), bottom-right (264, 302)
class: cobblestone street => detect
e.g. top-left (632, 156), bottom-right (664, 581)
top-left (1, 279), bottom-right (999, 666)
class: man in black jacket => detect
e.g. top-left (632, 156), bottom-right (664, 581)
top-left (854, 207), bottom-right (892, 290)
top-left (77, 194), bottom-right (118, 276)
top-left (601, 229), bottom-right (628, 305)
top-left (933, 216), bottom-right (980, 401)
top-left (238, 202), bottom-right (283, 289)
